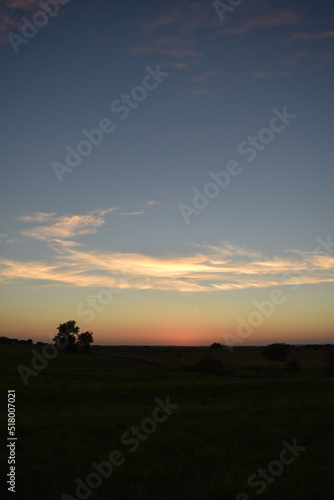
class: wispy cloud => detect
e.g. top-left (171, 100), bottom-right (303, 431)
top-left (17, 212), bottom-right (57, 222)
top-left (278, 49), bottom-right (334, 68)
top-left (166, 62), bottom-right (189, 69)
top-left (145, 200), bottom-right (159, 206)
top-left (287, 30), bottom-right (334, 42)
top-left (189, 242), bottom-right (263, 259)
top-left (281, 30), bottom-right (334, 67)
top-left (1, 237), bottom-right (333, 292)
top-left (0, 0), bottom-right (68, 43)
top-left (0, 9), bottom-right (20, 43)
top-left (278, 49), bottom-right (313, 67)
top-left (130, 3), bottom-right (304, 72)
top-left (131, 36), bottom-right (201, 59)
top-left (219, 8), bottom-right (302, 37)
top-left (139, 9), bottom-right (183, 35)
top-left (19, 208), bottom-right (116, 241)
top-left (191, 72), bottom-right (217, 83)
top-left (250, 70), bottom-right (290, 79)
top-left (4, 0), bottom-right (40, 8)
top-left (192, 89), bottom-right (209, 95)
top-left (119, 211), bottom-right (144, 216)
top-left (138, 3), bottom-right (219, 38)
top-left (130, 2), bottom-right (220, 65)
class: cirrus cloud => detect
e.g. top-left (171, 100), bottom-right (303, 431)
top-left (1, 235), bottom-right (334, 293)
top-left (18, 208), bottom-right (116, 241)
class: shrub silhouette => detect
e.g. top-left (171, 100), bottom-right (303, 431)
top-left (262, 343), bottom-right (291, 361)
top-left (210, 342), bottom-right (222, 349)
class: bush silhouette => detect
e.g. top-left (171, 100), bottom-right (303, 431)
top-left (262, 343), bottom-right (291, 361)
top-left (210, 342), bottom-right (222, 349)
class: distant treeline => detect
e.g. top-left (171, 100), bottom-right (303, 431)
top-left (0, 337), bottom-right (332, 350)
top-left (0, 336), bottom-right (33, 345)
top-left (302, 344), bottom-right (334, 350)
top-left (95, 343), bottom-right (333, 351)
top-left (211, 343), bottom-right (333, 351)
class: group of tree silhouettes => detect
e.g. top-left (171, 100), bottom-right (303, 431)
top-left (210, 341), bottom-right (291, 360)
top-left (53, 320), bottom-right (94, 353)
top-left (0, 337), bottom-right (32, 345)
top-left (209, 341), bottom-right (334, 376)
top-left (2, 328), bottom-right (334, 374)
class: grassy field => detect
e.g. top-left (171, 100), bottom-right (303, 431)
top-left (1, 345), bottom-right (334, 500)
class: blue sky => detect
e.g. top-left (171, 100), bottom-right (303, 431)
top-left (0, 0), bottom-right (333, 344)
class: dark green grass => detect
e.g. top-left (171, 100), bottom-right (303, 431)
top-left (0, 346), bottom-right (333, 500)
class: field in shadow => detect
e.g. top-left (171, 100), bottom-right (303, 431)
top-left (0, 345), bottom-right (333, 499)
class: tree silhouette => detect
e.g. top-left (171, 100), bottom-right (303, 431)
top-left (53, 321), bottom-right (94, 353)
top-left (53, 320), bottom-right (80, 352)
top-left (262, 343), bottom-right (291, 362)
top-left (78, 331), bottom-right (94, 353)
top-left (210, 342), bottom-right (222, 349)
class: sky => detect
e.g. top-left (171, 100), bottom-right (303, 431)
top-left (0, 0), bottom-right (333, 346)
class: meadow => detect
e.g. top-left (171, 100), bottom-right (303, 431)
top-left (0, 345), bottom-right (333, 500)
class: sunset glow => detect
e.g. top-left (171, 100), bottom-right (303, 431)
top-left (0, 0), bottom-right (333, 345)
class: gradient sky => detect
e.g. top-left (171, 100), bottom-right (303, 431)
top-left (0, 0), bottom-right (333, 345)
